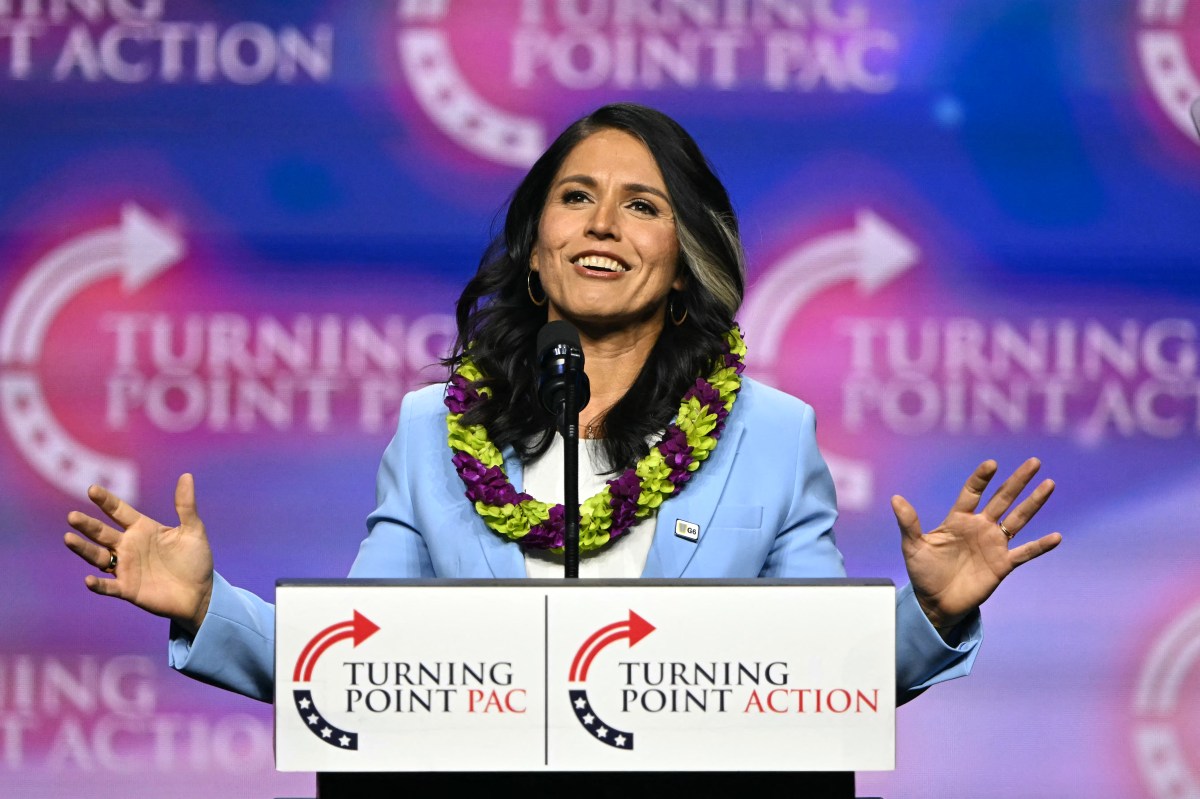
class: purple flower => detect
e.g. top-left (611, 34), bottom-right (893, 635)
top-left (657, 427), bottom-right (695, 482)
top-left (451, 452), bottom-right (522, 505)
top-left (607, 469), bottom-right (642, 537)
top-left (658, 426), bottom-right (688, 455)
top-left (684, 378), bottom-right (721, 409)
top-left (526, 505), bottom-right (565, 549)
top-left (669, 469), bottom-right (694, 486)
top-left (445, 374), bottom-right (482, 415)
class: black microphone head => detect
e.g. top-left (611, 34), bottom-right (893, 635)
top-left (536, 321), bottom-right (589, 417)
top-left (537, 319), bottom-right (581, 358)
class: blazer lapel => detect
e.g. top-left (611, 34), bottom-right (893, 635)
top-left (642, 420), bottom-right (745, 578)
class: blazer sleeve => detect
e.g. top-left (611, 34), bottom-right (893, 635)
top-left (895, 584), bottom-right (982, 704)
top-left (167, 572), bottom-right (276, 702)
top-left (763, 397), bottom-right (982, 704)
top-left (168, 389), bottom-right (437, 700)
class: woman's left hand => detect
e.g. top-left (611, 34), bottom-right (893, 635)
top-left (891, 457), bottom-right (1062, 633)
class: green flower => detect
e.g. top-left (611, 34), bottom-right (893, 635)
top-left (477, 499), bottom-right (550, 538)
top-left (692, 434), bottom-right (718, 454)
top-left (447, 415), bottom-right (504, 467)
top-left (677, 401), bottom-right (719, 441)
top-left (457, 358), bottom-right (486, 385)
top-left (579, 505), bottom-right (613, 549)
top-left (726, 327), bottom-right (747, 359)
top-left (710, 367), bottom-right (741, 399)
top-left (582, 491), bottom-right (613, 527)
top-left (635, 450), bottom-right (676, 507)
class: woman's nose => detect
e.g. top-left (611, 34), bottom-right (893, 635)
top-left (586, 199), bottom-right (620, 239)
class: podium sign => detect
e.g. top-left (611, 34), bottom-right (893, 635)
top-left (275, 579), bottom-right (895, 773)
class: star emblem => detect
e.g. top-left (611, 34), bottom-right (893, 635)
top-left (595, 726), bottom-right (609, 739)
top-left (582, 713), bottom-right (595, 726)
top-left (321, 727), bottom-right (333, 739)
top-left (614, 735), bottom-right (627, 747)
top-left (307, 713), bottom-right (319, 726)
top-left (339, 735), bottom-right (351, 747)
top-left (298, 697), bottom-right (311, 709)
top-left (574, 697), bottom-right (587, 709)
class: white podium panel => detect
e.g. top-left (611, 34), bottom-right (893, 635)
top-left (274, 579), bottom-right (895, 773)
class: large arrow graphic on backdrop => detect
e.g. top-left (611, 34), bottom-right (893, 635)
top-left (741, 209), bottom-right (919, 510)
top-left (0, 203), bottom-right (185, 502)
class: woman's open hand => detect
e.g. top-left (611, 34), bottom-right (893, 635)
top-left (63, 473), bottom-right (214, 637)
top-left (892, 458), bottom-right (1062, 633)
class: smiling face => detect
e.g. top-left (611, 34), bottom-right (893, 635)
top-left (530, 128), bottom-right (683, 340)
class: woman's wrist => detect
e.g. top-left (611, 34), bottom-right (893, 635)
top-left (916, 594), bottom-right (966, 639)
top-left (176, 581), bottom-right (213, 639)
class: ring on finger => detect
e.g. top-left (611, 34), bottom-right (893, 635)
top-left (998, 521), bottom-right (1015, 540)
top-left (101, 551), bottom-right (118, 573)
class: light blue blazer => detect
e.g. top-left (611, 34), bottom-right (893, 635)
top-left (170, 378), bottom-right (981, 703)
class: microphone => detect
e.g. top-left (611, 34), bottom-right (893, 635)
top-left (537, 320), bottom-right (590, 421)
top-left (535, 320), bottom-right (589, 579)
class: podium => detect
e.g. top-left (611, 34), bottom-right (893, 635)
top-left (275, 578), bottom-right (895, 798)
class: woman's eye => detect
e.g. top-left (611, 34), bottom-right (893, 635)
top-left (628, 199), bottom-right (658, 215)
top-left (562, 190), bottom-right (589, 204)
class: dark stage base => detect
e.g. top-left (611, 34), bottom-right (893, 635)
top-left (314, 770), bottom-right (861, 798)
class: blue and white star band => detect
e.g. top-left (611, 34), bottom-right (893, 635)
top-left (569, 689), bottom-right (634, 750)
top-left (293, 689), bottom-right (358, 750)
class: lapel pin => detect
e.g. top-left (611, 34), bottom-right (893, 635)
top-left (674, 519), bottom-right (700, 543)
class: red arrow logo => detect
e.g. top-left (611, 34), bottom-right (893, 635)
top-left (292, 611), bottom-right (380, 683)
top-left (569, 610), bottom-right (655, 682)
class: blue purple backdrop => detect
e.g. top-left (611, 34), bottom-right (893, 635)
top-left (2, 2), bottom-right (1199, 797)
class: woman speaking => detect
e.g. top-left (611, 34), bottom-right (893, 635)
top-left (63, 103), bottom-right (1061, 705)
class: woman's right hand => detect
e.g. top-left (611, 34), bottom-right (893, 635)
top-left (64, 473), bottom-right (214, 637)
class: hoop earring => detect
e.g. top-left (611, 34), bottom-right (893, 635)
top-left (668, 294), bottom-right (688, 326)
top-left (527, 270), bottom-right (548, 307)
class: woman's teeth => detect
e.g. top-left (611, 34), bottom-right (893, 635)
top-left (574, 255), bottom-right (628, 273)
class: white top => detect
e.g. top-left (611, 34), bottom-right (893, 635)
top-left (522, 434), bottom-right (656, 579)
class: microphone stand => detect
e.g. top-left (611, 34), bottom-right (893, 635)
top-left (536, 319), bottom-right (588, 580)
top-left (562, 377), bottom-right (580, 579)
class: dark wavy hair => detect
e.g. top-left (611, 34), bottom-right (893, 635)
top-left (446, 102), bottom-right (746, 471)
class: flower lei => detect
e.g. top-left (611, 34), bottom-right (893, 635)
top-left (444, 326), bottom-right (746, 552)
